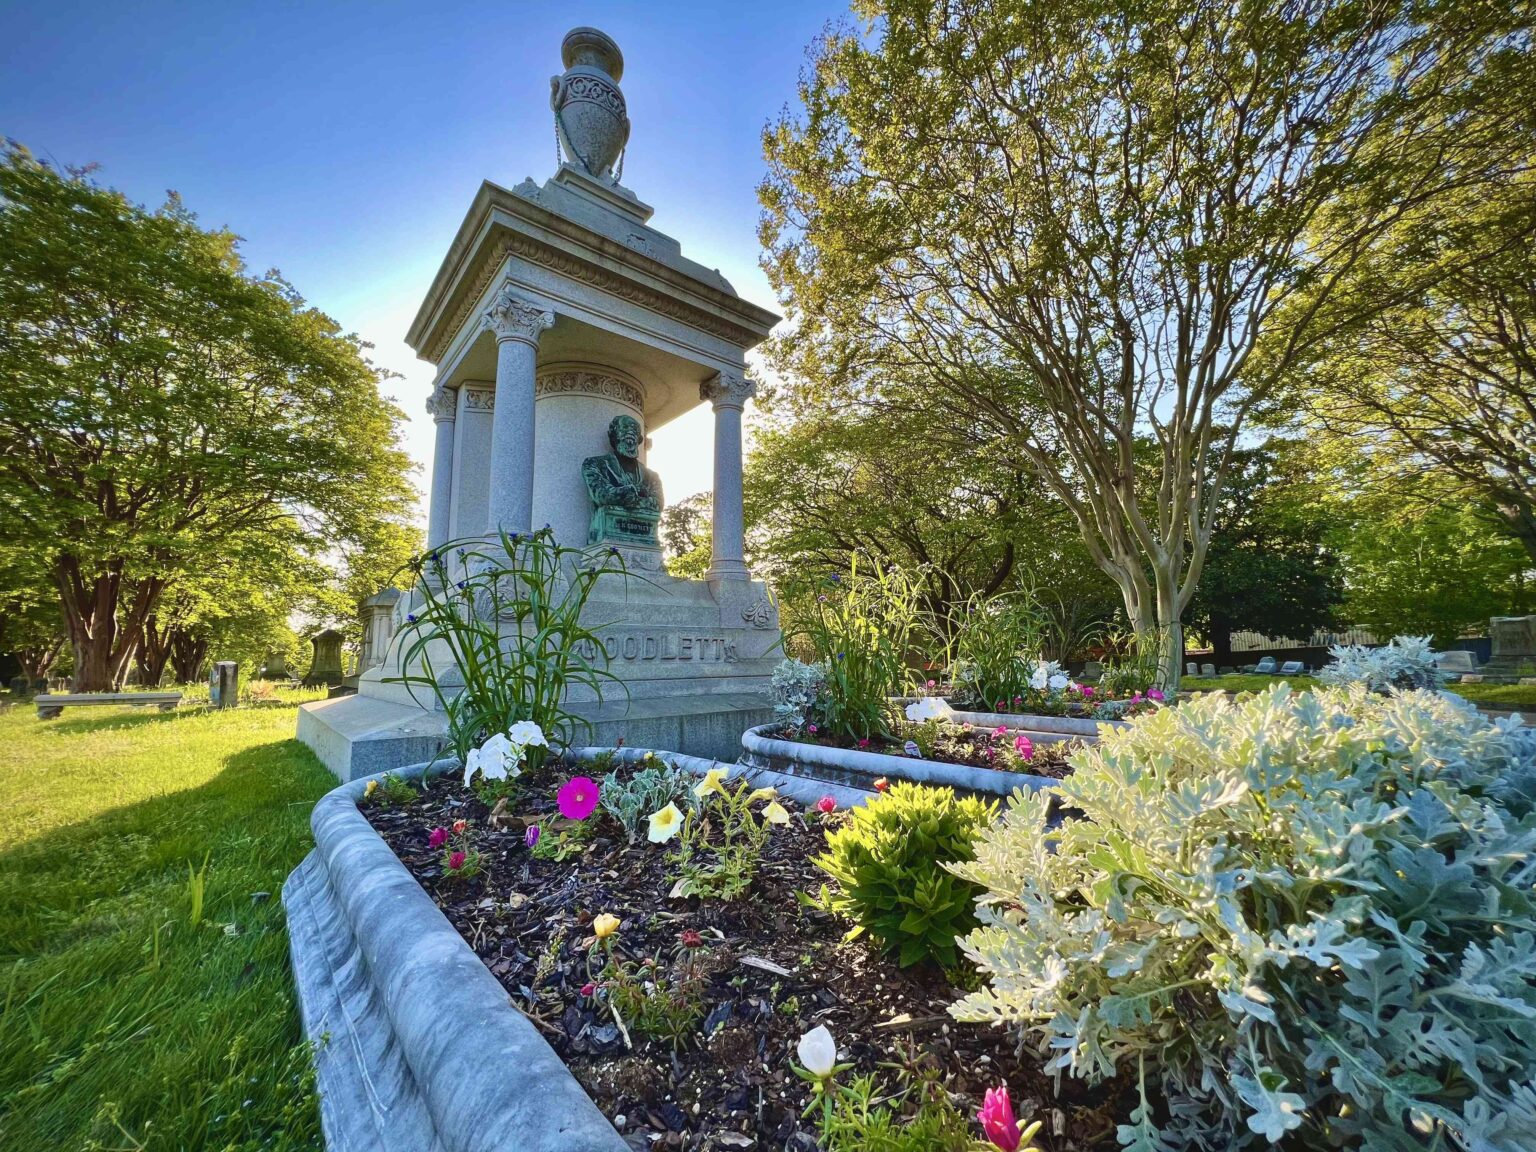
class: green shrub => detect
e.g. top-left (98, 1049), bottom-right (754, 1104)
top-left (946, 591), bottom-right (1045, 708)
top-left (817, 782), bottom-right (995, 968)
top-left (951, 685), bottom-right (1536, 1151)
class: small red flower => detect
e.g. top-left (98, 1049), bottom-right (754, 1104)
top-left (451, 818), bottom-right (467, 835)
top-left (680, 929), bottom-right (704, 949)
top-left (447, 850), bottom-right (466, 871)
top-left (580, 982), bottom-right (597, 997)
top-left (428, 826), bottom-right (448, 849)
top-left (817, 795), bottom-right (837, 814)
top-left (873, 777), bottom-right (889, 793)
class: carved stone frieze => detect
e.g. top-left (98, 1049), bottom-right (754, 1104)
top-left (535, 368), bottom-right (644, 412)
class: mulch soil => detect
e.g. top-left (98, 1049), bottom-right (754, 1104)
top-left (777, 726), bottom-right (1082, 778)
top-left (364, 761), bottom-right (1126, 1151)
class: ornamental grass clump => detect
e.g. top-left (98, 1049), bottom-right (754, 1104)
top-left (790, 557), bottom-right (922, 743)
top-left (950, 685), bottom-right (1536, 1151)
top-left (817, 781), bottom-right (995, 968)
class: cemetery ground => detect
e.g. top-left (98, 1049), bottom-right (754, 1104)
top-left (0, 689), bottom-right (332, 1151)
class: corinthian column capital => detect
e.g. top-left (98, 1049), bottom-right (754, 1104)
top-left (482, 282), bottom-right (555, 346)
top-left (700, 369), bottom-right (756, 411)
top-left (425, 383), bottom-right (456, 422)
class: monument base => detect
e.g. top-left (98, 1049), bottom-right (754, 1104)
top-left (297, 691), bottom-right (773, 782)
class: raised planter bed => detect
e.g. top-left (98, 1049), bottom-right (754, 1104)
top-left (740, 723), bottom-right (1070, 799)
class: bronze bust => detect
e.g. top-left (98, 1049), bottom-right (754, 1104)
top-left (581, 414), bottom-right (663, 546)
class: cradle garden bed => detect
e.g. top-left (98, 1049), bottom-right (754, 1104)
top-left (362, 759), bottom-right (1128, 1151)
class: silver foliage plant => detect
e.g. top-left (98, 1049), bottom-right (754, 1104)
top-left (949, 685), bottom-right (1536, 1151)
top-left (1320, 634), bottom-right (1443, 693)
top-left (600, 754), bottom-right (695, 844)
top-left (770, 657), bottom-right (827, 729)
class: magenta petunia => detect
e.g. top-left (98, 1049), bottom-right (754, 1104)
top-left (557, 776), bottom-right (600, 821)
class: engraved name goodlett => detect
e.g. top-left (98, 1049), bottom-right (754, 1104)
top-left (574, 634), bottom-right (740, 662)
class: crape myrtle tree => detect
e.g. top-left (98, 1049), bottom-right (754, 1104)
top-left (1294, 176), bottom-right (1536, 560)
top-left (760, 0), bottom-right (1534, 689)
top-left (0, 144), bottom-right (416, 690)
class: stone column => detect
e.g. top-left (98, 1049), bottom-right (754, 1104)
top-left (481, 282), bottom-right (554, 536)
top-left (701, 369), bottom-right (756, 581)
top-left (425, 384), bottom-right (456, 549)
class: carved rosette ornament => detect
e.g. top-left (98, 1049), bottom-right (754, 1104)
top-left (482, 283), bottom-right (554, 346)
top-left (701, 370), bottom-right (757, 411)
top-left (425, 384), bottom-right (456, 422)
top-left (550, 27), bottom-right (630, 183)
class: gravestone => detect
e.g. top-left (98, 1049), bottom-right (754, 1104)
top-left (1255, 657), bottom-right (1278, 674)
top-left (209, 661), bottom-right (238, 709)
top-left (1437, 650), bottom-right (1477, 675)
top-left (357, 588), bottom-right (402, 672)
top-left (1201, 663), bottom-right (1216, 676)
top-left (1485, 616), bottom-right (1536, 679)
top-left (259, 651), bottom-right (291, 680)
top-left (304, 630), bottom-right (346, 688)
top-left (1186, 662), bottom-right (1199, 676)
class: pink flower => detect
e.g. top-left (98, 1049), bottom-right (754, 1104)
top-left (580, 982), bottom-right (597, 997)
top-left (926, 679), bottom-right (936, 689)
top-left (452, 818), bottom-right (467, 834)
top-left (448, 850), bottom-right (466, 871)
top-left (428, 826), bottom-right (448, 849)
top-left (856, 737), bottom-right (870, 749)
top-left (1148, 688), bottom-right (1165, 702)
top-left (1081, 685), bottom-right (1095, 698)
top-left (1012, 696), bottom-right (1022, 706)
top-left (557, 776), bottom-right (600, 821)
top-left (993, 726), bottom-right (1007, 738)
top-left (817, 795), bottom-right (837, 814)
top-left (807, 723), bottom-right (818, 735)
top-left (1014, 734), bottom-right (1034, 760)
top-left (873, 777), bottom-right (889, 793)
top-left (978, 1085), bottom-right (1020, 1151)
top-left (995, 699), bottom-right (1005, 710)
top-left (524, 824), bottom-right (540, 848)
top-left (1131, 692), bottom-right (1144, 704)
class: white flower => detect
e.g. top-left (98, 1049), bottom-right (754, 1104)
top-left (477, 732), bottom-right (514, 780)
top-left (1028, 666), bottom-right (1048, 691)
top-left (462, 745), bottom-right (482, 787)
top-left (506, 719), bottom-right (548, 749)
top-left (1048, 673), bottom-right (1070, 691)
top-left (797, 1024), bottom-right (838, 1079)
top-left (905, 696), bottom-right (953, 723)
top-left (647, 802), bottom-right (684, 843)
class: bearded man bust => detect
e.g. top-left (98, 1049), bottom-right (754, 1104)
top-left (581, 413), bottom-right (664, 547)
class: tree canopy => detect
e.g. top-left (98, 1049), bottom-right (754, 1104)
top-left (0, 143), bottom-right (418, 689)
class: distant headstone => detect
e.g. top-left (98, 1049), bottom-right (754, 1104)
top-left (1486, 616), bottom-right (1536, 678)
top-left (1521, 677), bottom-right (1536, 687)
top-left (1186, 662), bottom-right (1199, 676)
top-left (1255, 656), bottom-right (1278, 674)
top-left (258, 651), bottom-right (290, 680)
top-left (209, 661), bottom-right (238, 709)
top-left (1461, 674), bottom-right (1485, 684)
top-left (304, 629), bottom-right (346, 687)
top-left (358, 588), bottom-right (402, 672)
top-left (1437, 650), bottom-right (1477, 674)
top-left (1081, 659), bottom-right (1103, 680)
top-left (1218, 666), bottom-right (1235, 675)
top-left (1201, 663), bottom-right (1216, 676)
top-left (1279, 660), bottom-right (1304, 675)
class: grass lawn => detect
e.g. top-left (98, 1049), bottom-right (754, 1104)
top-left (0, 690), bottom-right (335, 1151)
top-left (1187, 673), bottom-right (1536, 710)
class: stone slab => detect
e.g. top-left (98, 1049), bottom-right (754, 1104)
top-left (298, 691), bottom-right (772, 782)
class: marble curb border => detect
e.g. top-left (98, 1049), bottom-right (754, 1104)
top-left (284, 759), bottom-right (628, 1152)
top-left (947, 708), bottom-right (1128, 738)
top-left (284, 747), bottom-right (876, 1151)
top-left (739, 724), bottom-right (1061, 799)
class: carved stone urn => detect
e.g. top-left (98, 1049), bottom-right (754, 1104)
top-left (550, 27), bottom-right (629, 184)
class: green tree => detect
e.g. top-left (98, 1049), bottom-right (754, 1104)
top-left (1184, 441), bottom-right (1344, 667)
top-left (760, 0), bottom-right (1533, 688)
top-left (0, 144), bottom-right (417, 690)
top-left (660, 493), bottom-right (713, 581)
top-left (0, 550), bottom-right (66, 682)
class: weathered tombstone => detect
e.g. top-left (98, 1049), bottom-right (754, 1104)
top-left (1201, 663), bottom-right (1216, 676)
top-left (1461, 674), bottom-right (1485, 684)
top-left (1081, 659), bottom-right (1104, 680)
top-left (1218, 666), bottom-right (1235, 675)
top-left (1485, 616), bottom-right (1536, 679)
top-left (9, 676), bottom-right (27, 697)
top-left (209, 661), bottom-right (238, 709)
top-left (258, 651), bottom-right (291, 680)
top-left (1186, 662), bottom-right (1199, 676)
top-left (357, 588), bottom-right (402, 672)
top-left (1255, 656), bottom-right (1278, 674)
top-left (1279, 660), bottom-right (1305, 675)
top-left (303, 629), bottom-right (346, 687)
top-left (1437, 650), bottom-right (1477, 675)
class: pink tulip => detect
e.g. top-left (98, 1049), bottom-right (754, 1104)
top-left (428, 826), bottom-right (448, 849)
top-left (978, 1085), bottom-right (1020, 1151)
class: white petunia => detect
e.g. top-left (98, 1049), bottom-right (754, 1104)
top-left (1047, 673), bottom-right (1070, 691)
top-left (1028, 667), bottom-right (1048, 691)
top-left (506, 719), bottom-right (548, 749)
top-left (905, 696), bottom-right (953, 723)
top-left (797, 1024), bottom-right (838, 1079)
top-left (462, 745), bottom-right (483, 787)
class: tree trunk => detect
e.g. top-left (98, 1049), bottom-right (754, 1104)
top-left (54, 556), bottom-right (165, 692)
top-left (17, 637), bottom-right (64, 680)
top-left (1210, 614), bottom-right (1235, 670)
top-left (169, 630), bottom-right (209, 685)
top-left (137, 613), bottom-right (173, 687)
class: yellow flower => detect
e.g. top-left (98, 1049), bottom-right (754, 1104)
top-left (694, 767), bottom-right (729, 798)
top-left (763, 801), bottom-right (791, 826)
top-left (747, 785), bottom-right (778, 804)
top-left (364, 779), bottom-right (378, 798)
top-left (647, 802), bottom-right (684, 843)
top-left (592, 913), bottom-right (621, 940)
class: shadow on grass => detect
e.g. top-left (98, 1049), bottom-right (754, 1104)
top-left (36, 705), bottom-right (213, 737)
top-left (0, 737), bottom-right (335, 1150)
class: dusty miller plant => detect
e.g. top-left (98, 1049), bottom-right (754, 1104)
top-left (950, 685), bottom-right (1536, 1151)
top-left (1320, 634), bottom-right (1443, 693)
top-left (600, 754), bottom-right (696, 844)
top-left (770, 657), bottom-right (827, 730)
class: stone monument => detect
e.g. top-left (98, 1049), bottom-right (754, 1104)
top-left (297, 27), bottom-right (783, 779)
top-left (1485, 615), bottom-right (1536, 680)
top-left (303, 629), bottom-right (345, 688)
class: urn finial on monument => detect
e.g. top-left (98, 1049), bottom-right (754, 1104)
top-left (551, 27), bottom-right (630, 185)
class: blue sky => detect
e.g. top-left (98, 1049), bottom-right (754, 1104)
top-left (1, 0), bottom-right (848, 517)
